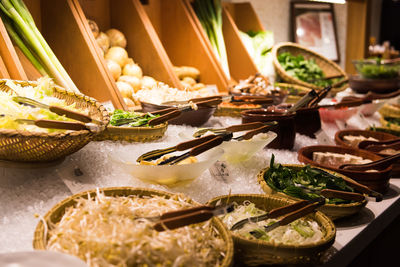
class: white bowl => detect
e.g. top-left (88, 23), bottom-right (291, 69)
top-left (0, 251), bottom-right (87, 267)
top-left (111, 148), bottom-right (224, 186)
top-left (220, 132), bottom-right (277, 163)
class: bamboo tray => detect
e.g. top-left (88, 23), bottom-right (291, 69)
top-left (272, 42), bottom-right (348, 94)
top-left (33, 187), bottom-right (234, 267)
top-left (94, 123), bottom-right (168, 142)
top-left (208, 194), bottom-right (335, 266)
top-left (0, 80), bottom-right (109, 163)
top-left (257, 165), bottom-right (368, 220)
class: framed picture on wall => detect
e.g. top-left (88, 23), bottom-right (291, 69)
top-left (290, 1), bottom-right (340, 62)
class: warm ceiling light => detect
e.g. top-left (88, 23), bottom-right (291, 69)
top-left (310, 0), bottom-right (346, 4)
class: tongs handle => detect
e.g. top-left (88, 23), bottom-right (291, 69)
top-left (358, 138), bottom-right (400, 149)
top-left (339, 152), bottom-right (400, 171)
top-left (342, 176), bottom-right (383, 202)
top-left (279, 201), bottom-right (323, 226)
top-left (153, 210), bottom-right (214, 232)
top-left (159, 205), bottom-right (214, 220)
top-left (189, 135), bottom-right (225, 156)
top-left (150, 107), bottom-right (178, 116)
top-left (194, 98), bottom-right (222, 107)
top-left (320, 189), bottom-right (365, 202)
top-left (34, 119), bottom-right (88, 131)
top-left (148, 110), bottom-right (181, 126)
top-left (176, 135), bottom-right (217, 151)
top-left (49, 106), bottom-right (93, 123)
top-left (225, 122), bottom-right (264, 132)
top-left (268, 200), bottom-right (310, 219)
top-left (237, 123), bottom-right (277, 141)
top-left (362, 141), bottom-right (400, 153)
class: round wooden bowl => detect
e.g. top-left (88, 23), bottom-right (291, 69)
top-left (349, 75), bottom-right (400, 94)
top-left (207, 194), bottom-right (336, 266)
top-left (257, 165), bottom-right (368, 220)
top-left (33, 187), bottom-right (233, 267)
top-left (335, 129), bottom-right (398, 148)
top-left (140, 101), bottom-right (216, 127)
top-left (298, 145), bottom-right (392, 193)
top-left (277, 104), bottom-right (321, 137)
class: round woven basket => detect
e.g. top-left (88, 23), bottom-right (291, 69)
top-left (274, 82), bottom-right (311, 103)
top-left (207, 194), bottom-right (335, 266)
top-left (379, 103), bottom-right (400, 119)
top-left (214, 104), bottom-right (262, 117)
top-left (272, 42), bottom-right (348, 94)
top-left (33, 187), bottom-right (234, 267)
top-left (94, 123), bottom-right (168, 142)
top-left (257, 165), bottom-right (367, 220)
top-left (0, 80), bottom-right (109, 163)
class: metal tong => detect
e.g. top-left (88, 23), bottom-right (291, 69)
top-left (111, 108), bottom-right (182, 127)
top-left (231, 198), bottom-right (325, 233)
top-left (149, 204), bottom-right (234, 232)
top-left (162, 95), bottom-right (273, 106)
top-left (193, 121), bottom-right (276, 138)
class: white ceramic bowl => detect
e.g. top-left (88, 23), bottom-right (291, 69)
top-left (0, 251), bottom-right (88, 267)
top-left (111, 148), bottom-right (224, 186)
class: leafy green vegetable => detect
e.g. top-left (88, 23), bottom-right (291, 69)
top-left (264, 155), bottom-right (354, 204)
top-left (354, 58), bottom-right (399, 79)
top-left (278, 52), bottom-right (333, 87)
top-left (385, 117), bottom-right (400, 125)
top-left (110, 110), bottom-right (159, 127)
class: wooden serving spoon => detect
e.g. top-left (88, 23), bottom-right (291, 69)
top-left (339, 153), bottom-right (400, 171)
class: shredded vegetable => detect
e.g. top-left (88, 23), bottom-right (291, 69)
top-left (221, 201), bottom-right (323, 245)
top-left (46, 191), bottom-right (226, 267)
top-left (109, 110), bottom-right (159, 127)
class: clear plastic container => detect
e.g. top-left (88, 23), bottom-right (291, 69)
top-left (353, 59), bottom-right (400, 79)
top-left (111, 148), bottom-right (224, 186)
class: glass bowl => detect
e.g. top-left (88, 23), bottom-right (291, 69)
top-left (352, 59), bottom-right (400, 79)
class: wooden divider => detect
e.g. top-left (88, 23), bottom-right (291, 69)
top-left (141, 0), bottom-right (229, 91)
top-left (223, 2), bottom-right (265, 32)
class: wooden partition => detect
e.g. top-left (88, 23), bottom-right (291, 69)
top-left (141, 0), bottom-right (229, 91)
top-left (223, 2), bottom-right (265, 33)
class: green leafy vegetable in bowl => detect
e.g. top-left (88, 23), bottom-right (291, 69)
top-left (278, 52), bottom-right (333, 87)
top-left (110, 109), bottom-right (159, 127)
top-left (353, 58), bottom-right (399, 79)
top-left (263, 155), bottom-right (355, 204)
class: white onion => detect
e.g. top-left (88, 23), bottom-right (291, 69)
top-left (141, 76), bottom-right (157, 89)
top-left (123, 97), bottom-right (135, 108)
top-left (105, 59), bottom-right (121, 81)
top-left (106, 28), bottom-right (127, 48)
top-left (118, 75), bottom-right (142, 92)
top-left (116, 81), bottom-right (134, 98)
top-left (122, 62), bottom-right (142, 78)
top-left (96, 32), bottom-right (110, 53)
top-left (105, 46), bottom-right (128, 67)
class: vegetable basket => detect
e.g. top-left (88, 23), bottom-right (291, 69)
top-left (93, 123), bottom-right (168, 142)
top-left (379, 103), bottom-right (400, 119)
top-left (208, 194), bottom-right (335, 266)
top-left (0, 80), bottom-right (109, 164)
top-left (33, 187), bottom-right (234, 267)
top-left (257, 165), bottom-right (367, 220)
top-left (272, 42), bottom-right (348, 94)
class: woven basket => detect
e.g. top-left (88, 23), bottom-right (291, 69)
top-left (94, 123), bottom-right (168, 142)
top-left (275, 82), bottom-right (311, 103)
top-left (207, 194), bottom-right (335, 266)
top-left (272, 42), bottom-right (348, 94)
top-left (379, 103), bottom-right (400, 119)
top-left (0, 80), bottom-right (109, 163)
top-left (214, 104), bottom-right (262, 117)
top-left (33, 187), bottom-right (233, 267)
top-left (369, 126), bottom-right (400, 137)
top-left (257, 165), bottom-right (367, 220)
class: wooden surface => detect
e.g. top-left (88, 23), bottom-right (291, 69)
top-left (223, 2), bottom-right (265, 32)
top-left (142, 0), bottom-right (228, 91)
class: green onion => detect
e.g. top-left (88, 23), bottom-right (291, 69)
top-left (193, 0), bottom-right (230, 79)
top-left (0, 0), bottom-right (79, 93)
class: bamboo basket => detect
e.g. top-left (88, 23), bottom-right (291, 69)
top-left (207, 194), bottom-right (335, 266)
top-left (275, 82), bottom-right (311, 103)
top-left (257, 165), bottom-right (367, 220)
top-left (94, 123), bottom-right (168, 142)
top-left (379, 103), bottom-right (400, 119)
top-left (214, 104), bottom-right (261, 117)
top-left (272, 42), bottom-right (348, 94)
top-left (33, 187), bottom-right (234, 267)
top-left (0, 80), bottom-right (109, 163)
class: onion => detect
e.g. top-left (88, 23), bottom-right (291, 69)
top-left (122, 62), bottom-right (143, 78)
top-left (141, 76), bottom-right (157, 89)
top-left (105, 59), bottom-right (121, 81)
top-left (123, 97), bottom-right (136, 108)
top-left (118, 75), bottom-right (142, 92)
top-left (105, 46), bottom-right (128, 67)
top-left (96, 32), bottom-right (110, 53)
top-left (182, 76), bottom-right (196, 86)
top-left (88, 19), bottom-right (99, 38)
top-left (116, 81), bottom-right (134, 98)
top-left (106, 29), bottom-right (127, 48)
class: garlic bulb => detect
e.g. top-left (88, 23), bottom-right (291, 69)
top-left (106, 29), bottom-right (127, 48)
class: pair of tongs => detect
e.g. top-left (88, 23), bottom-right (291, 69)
top-left (11, 96), bottom-right (103, 132)
top-left (312, 167), bottom-right (383, 201)
top-left (231, 198), bottom-right (325, 233)
top-left (339, 152), bottom-right (400, 172)
top-left (358, 138), bottom-right (400, 152)
top-left (162, 95), bottom-right (273, 106)
top-left (111, 108), bottom-right (181, 127)
top-left (294, 185), bottom-right (366, 202)
top-left (151, 203), bottom-right (234, 232)
top-left (193, 121), bottom-right (277, 138)
top-left (160, 97), bottom-right (222, 107)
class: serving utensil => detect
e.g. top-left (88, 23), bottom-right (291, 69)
top-left (162, 95), bottom-right (273, 106)
top-left (230, 200), bottom-right (311, 231)
top-left (295, 185), bottom-right (365, 202)
top-left (153, 203), bottom-right (234, 232)
top-left (358, 138), bottom-right (400, 150)
top-left (111, 109), bottom-right (181, 127)
top-left (193, 122), bottom-right (265, 138)
top-left (339, 152), bottom-right (400, 171)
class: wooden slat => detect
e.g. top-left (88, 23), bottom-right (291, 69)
top-left (223, 2), bottom-right (265, 32)
top-left (0, 55), bottom-right (10, 78)
top-left (142, 0), bottom-right (229, 91)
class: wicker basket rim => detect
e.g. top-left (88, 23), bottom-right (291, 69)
top-left (33, 187), bottom-right (233, 267)
top-left (274, 82), bottom-right (312, 92)
top-left (207, 193), bottom-right (336, 250)
top-left (257, 165), bottom-right (368, 207)
top-left (0, 79), bottom-right (109, 139)
top-left (106, 122), bottom-right (168, 131)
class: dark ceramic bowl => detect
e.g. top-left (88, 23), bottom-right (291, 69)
top-left (140, 101), bottom-right (216, 127)
top-left (241, 109), bottom-right (296, 149)
top-left (277, 104), bottom-right (321, 138)
top-left (298, 145), bottom-right (392, 193)
top-left (349, 75), bottom-right (400, 94)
